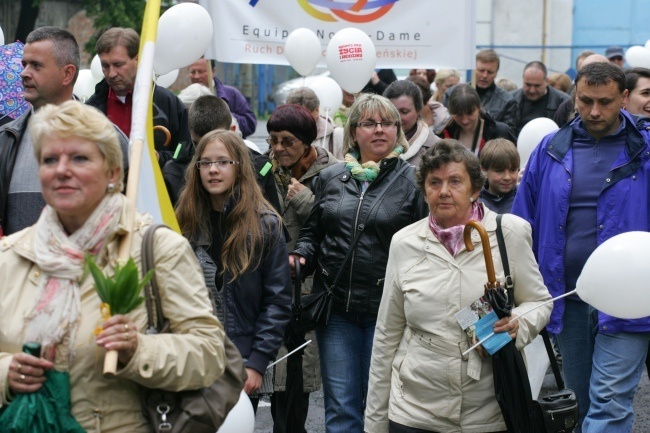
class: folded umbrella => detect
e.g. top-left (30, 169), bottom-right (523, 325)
top-left (282, 259), bottom-right (307, 432)
top-left (463, 220), bottom-right (538, 433)
top-left (0, 343), bottom-right (85, 433)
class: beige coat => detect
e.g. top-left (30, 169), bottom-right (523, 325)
top-left (365, 210), bottom-right (551, 433)
top-left (272, 145), bottom-right (338, 393)
top-left (0, 208), bottom-right (226, 432)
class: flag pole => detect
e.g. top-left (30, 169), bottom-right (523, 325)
top-left (104, 0), bottom-right (162, 377)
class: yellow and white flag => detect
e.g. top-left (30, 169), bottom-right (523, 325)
top-left (128, 0), bottom-right (180, 233)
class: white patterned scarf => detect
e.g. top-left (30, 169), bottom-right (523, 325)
top-left (25, 193), bottom-right (124, 362)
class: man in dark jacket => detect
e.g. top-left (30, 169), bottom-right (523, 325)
top-left (86, 27), bottom-right (191, 168)
top-left (510, 61), bottom-right (570, 134)
top-left (188, 58), bottom-right (257, 139)
top-left (443, 50), bottom-right (518, 129)
top-left (0, 26), bottom-right (128, 237)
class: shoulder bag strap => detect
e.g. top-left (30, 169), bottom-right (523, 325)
top-left (496, 214), bottom-right (564, 391)
top-left (141, 223), bottom-right (170, 334)
top-left (327, 162), bottom-right (411, 289)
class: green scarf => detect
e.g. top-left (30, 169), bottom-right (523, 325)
top-left (344, 146), bottom-right (404, 182)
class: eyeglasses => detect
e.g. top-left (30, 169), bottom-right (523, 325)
top-left (610, 56), bottom-right (623, 61)
top-left (266, 136), bottom-right (301, 147)
top-left (196, 160), bottom-right (240, 170)
top-left (355, 121), bottom-right (399, 131)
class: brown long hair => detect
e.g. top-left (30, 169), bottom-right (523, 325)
top-left (175, 130), bottom-right (280, 280)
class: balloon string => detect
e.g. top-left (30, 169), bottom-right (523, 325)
top-left (324, 106), bottom-right (331, 131)
top-left (267, 340), bottom-right (312, 369)
top-left (461, 289), bottom-right (577, 356)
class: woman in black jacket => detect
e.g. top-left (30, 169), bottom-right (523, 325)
top-left (175, 130), bottom-right (292, 411)
top-left (290, 94), bottom-right (428, 433)
top-left (439, 83), bottom-right (516, 155)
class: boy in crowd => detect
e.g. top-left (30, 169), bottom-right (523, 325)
top-left (478, 138), bottom-right (519, 213)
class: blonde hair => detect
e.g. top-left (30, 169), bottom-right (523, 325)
top-left (434, 69), bottom-right (461, 102)
top-left (175, 130), bottom-right (280, 280)
top-left (342, 93), bottom-right (409, 156)
top-left (30, 101), bottom-right (124, 192)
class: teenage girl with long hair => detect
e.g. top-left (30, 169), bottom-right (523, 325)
top-left (175, 130), bottom-right (292, 409)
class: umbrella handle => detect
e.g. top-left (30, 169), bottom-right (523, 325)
top-left (152, 125), bottom-right (172, 147)
top-left (463, 220), bottom-right (497, 288)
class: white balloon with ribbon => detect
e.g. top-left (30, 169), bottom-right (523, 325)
top-left (285, 28), bottom-right (322, 77)
top-left (216, 390), bottom-right (255, 433)
top-left (90, 54), bottom-right (103, 83)
top-left (153, 3), bottom-right (213, 75)
top-left (73, 69), bottom-right (97, 102)
top-left (625, 45), bottom-right (650, 68)
top-left (463, 231), bottom-right (650, 356)
top-left (309, 76), bottom-right (343, 117)
top-left (517, 118), bottom-right (559, 169)
top-left (154, 69), bottom-right (179, 88)
top-left (575, 231), bottom-right (650, 319)
top-left (326, 28), bottom-right (377, 94)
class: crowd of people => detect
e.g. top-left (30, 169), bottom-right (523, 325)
top-left (0, 23), bottom-right (650, 433)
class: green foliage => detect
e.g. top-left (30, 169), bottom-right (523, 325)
top-left (82, 0), bottom-right (174, 56)
top-left (85, 253), bottom-right (154, 315)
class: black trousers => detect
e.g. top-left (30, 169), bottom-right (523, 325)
top-left (270, 391), bottom-right (310, 433)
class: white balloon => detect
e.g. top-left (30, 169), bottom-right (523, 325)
top-left (517, 118), bottom-right (559, 168)
top-left (625, 45), bottom-right (650, 68)
top-left (217, 390), bottom-right (255, 433)
top-left (309, 76), bottom-right (343, 116)
top-left (645, 40), bottom-right (650, 51)
top-left (153, 3), bottom-right (213, 75)
top-left (73, 69), bottom-right (97, 102)
top-left (326, 28), bottom-right (377, 93)
top-left (0, 26), bottom-right (4, 46)
top-left (285, 28), bottom-right (322, 77)
top-left (154, 69), bottom-right (179, 88)
top-left (576, 232), bottom-right (650, 319)
top-left (90, 54), bottom-right (103, 83)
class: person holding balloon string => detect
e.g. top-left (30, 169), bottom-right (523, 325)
top-left (513, 62), bottom-right (650, 433)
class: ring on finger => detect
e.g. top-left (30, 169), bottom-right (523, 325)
top-left (17, 363), bottom-right (22, 372)
top-left (19, 374), bottom-right (25, 382)
top-left (124, 333), bottom-right (130, 341)
top-left (124, 324), bottom-right (129, 332)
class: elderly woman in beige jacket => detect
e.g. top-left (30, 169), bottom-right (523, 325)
top-left (365, 140), bottom-right (551, 433)
top-left (0, 101), bottom-right (226, 432)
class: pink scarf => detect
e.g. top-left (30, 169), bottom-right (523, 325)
top-left (429, 202), bottom-right (485, 256)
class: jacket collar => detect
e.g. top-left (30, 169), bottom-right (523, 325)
top-left (547, 109), bottom-right (645, 161)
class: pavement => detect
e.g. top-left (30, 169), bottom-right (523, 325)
top-left (248, 118), bottom-right (650, 433)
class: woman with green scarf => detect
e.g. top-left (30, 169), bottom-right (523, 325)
top-left (290, 94), bottom-right (428, 433)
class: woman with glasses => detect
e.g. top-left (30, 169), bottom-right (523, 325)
top-left (290, 94), bottom-right (428, 433)
top-left (175, 130), bottom-right (292, 410)
top-left (265, 104), bottom-right (339, 433)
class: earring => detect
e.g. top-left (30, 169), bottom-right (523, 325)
top-left (107, 183), bottom-right (115, 193)
top-left (469, 197), bottom-right (475, 203)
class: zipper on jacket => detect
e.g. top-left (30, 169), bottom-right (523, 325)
top-left (346, 190), bottom-right (366, 311)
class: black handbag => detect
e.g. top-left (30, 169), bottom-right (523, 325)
top-left (496, 215), bottom-right (579, 433)
top-left (300, 163), bottom-right (412, 331)
top-left (139, 224), bottom-right (247, 433)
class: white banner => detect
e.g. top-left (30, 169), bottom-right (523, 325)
top-left (199, 0), bottom-right (476, 70)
